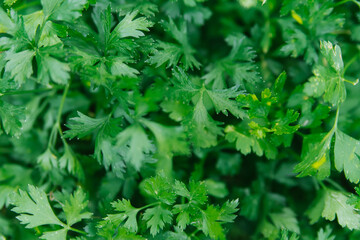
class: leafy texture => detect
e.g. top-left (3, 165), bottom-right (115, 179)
top-left (3, 0), bottom-right (360, 239)
top-left (10, 185), bottom-right (92, 239)
top-left (203, 34), bottom-right (259, 89)
top-left (102, 173), bottom-right (238, 238)
top-left (307, 189), bottom-right (360, 230)
top-left (149, 20), bottom-right (200, 70)
top-left (10, 185), bottom-right (64, 229)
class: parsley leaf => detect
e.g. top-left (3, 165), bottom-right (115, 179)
top-left (0, 100), bottom-right (25, 137)
top-left (143, 205), bottom-right (173, 236)
top-left (10, 185), bottom-right (65, 228)
top-left (334, 130), bottom-right (360, 183)
top-left (10, 185), bottom-right (92, 239)
top-left (149, 19), bottom-right (201, 70)
top-left (203, 34), bottom-right (259, 89)
top-left (307, 189), bottom-right (360, 230)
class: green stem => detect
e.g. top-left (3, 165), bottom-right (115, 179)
top-left (14, 0), bottom-right (41, 11)
top-left (139, 202), bottom-right (160, 211)
top-left (318, 180), bottom-right (327, 190)
top-left (47, 125), bottom-right (58, 148)
top-left (0, 87), bottom-right (60, 96)
top-left (46, 84), bottom-right (70, 148)
top-left (68, 227), bottom-right (87, 235)
top-left (343, 53), bottom-right (360, 77)
top-left (312, 177), bottom-right (320, 191)
top-left (333, 107), bottom-right (340, 131)
top-left (190, 229), bottom-right (200, 237)
top-left (295, 131), bottom-right (305, 137)
top-left (324, 178), bottom-right (346, 192)
top-left (352, 0), bottom-right (360, 7)
top-left (56, 84), bottom-right (70, 145)
top-left (344, 78), bottom-right (359, 86)
top-left (320, 106), bottom-right (339, 145)
top-left (334, 0), bottom-right (360, 7)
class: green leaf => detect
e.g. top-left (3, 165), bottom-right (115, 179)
top-left (206, 86), bottom-right (247, 119)
top-left (59, 144), bottom-right (84, 180)
top-left (40, 229), bottom-right (67, 240)
top-left (64, 112), bottom-right (108, 139)
top-left (142, 173), bottom-right (176, 205)
top-left (148, 41), bottom-right (183, 68)
top-left (175, 180), bottom-right (207, 205)
top-left (36, 54), bottom-right (70, 85)
top-left (225, 125), bottom-right (277, 159)
top-left (273, 71), bottom-right (287, 95)
top-left (0, 7), bottom-right (15, 33)
top-left (108, 199), bottom-right (140, 232)
top-left (172, 180), bottom-right (207, 230)
top-left (37, 148), bottom-right (58, 171)
top-left (41, 0), bottom-right (64, 18)
top-left (113, 227), bottom-right (145, 240)
top-left (317, 226), bottom-right (335, 240)
top-left (203, 34), bottom-right (258, 89)
top-left (216, 153), bottom-right (242, 176)
top-left (320, 41), bottom-right (344, 73)
top-left (218, 199), bottom-right (239, 222)
top-left (143, 205), bottom-right (173, 236)
top-left (149, 19), bottom-right (200, 70)
top-left (116, 124), bottom-right (154, 171)
top-left (62, 188), bottom-right (92, 226)
top-left (10, 185), bottom-right (64, 228)
top-left (111, 11), bottom-right (153, 39)
top-left (96, 136), bottom-right (126, 178)
top-left (110, 57), bottom-right (139, 77)
top-left (201, 205), bottom-right (225, 240)
top-left (4, 50), bottom-right (35, 85)
top-left (307, 189), bottom-right (360, 230)
top-left (204, 179), bottom-right (228, 198)
top-left (334, 130), bottom-right (360, 183)
top-left (272, 109), bottom-right (300, 135)
top-left (269, 208), bottom-right (300, 234)
top-left (51, 0), bottom-right (88, 22)
top-left (0, 164), bottom-right (33, 209)
top-left (141, 119), bottom-right (190, 157)
top-left (280, 229), bottom-right (299, 240)
top-left (294, 133), bottom-right (332, 179)
top-left (236, 88), bottom-right (276, 119)
top-left (184, 93), bottom-right (222, 148)
top-left (4, 0), bottom-right (18, 6)
top-left (0, 100), bottom-right (25, 137)
top-left (304, 41), bottom-right (346, 105)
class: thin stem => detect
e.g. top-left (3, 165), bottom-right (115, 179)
top-left (0, 87), bottom-right (60, 96)
top-left (14, 0), bottom-right (41, 11)
top-left (334, 0), bottom-right (352, 6)
top-left (46, 84), bottom-right (70, 149)
top-left (190, 229), bottom-right (200, 237)
top-left (334, 0), bottom-right (360, 8)
top-left (343, 53), bottom-right (360, 77)
top-left (56, 84), bottom-right (70, 145)
top-left (352, 0), bottom-right (360, 7)
top-left (344, 78), bottom-right (359, 86)
top-left (139, 202), bottom-right (160, 211)
top-left (318, 180), bottom-right (327, 190)
top-left (333, 107), bottom-right (340, 131)
top-left (0, 147), bottom-right (12, 153)
top-left (312, 177), bottom-right (320, 191)
top-left (68, 227), bottom-right (87, 235)
top-left (324, 178), bottom-right (346, 192)
top-left (47, 125), bottom-right (58, 148)
top-left (320, 106), bottom-right (340, 145)
top-left (295, 131), bottom-right (305, 138)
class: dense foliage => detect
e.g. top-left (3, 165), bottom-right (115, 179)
top-left (1, 0), bottom-right (360, 239)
